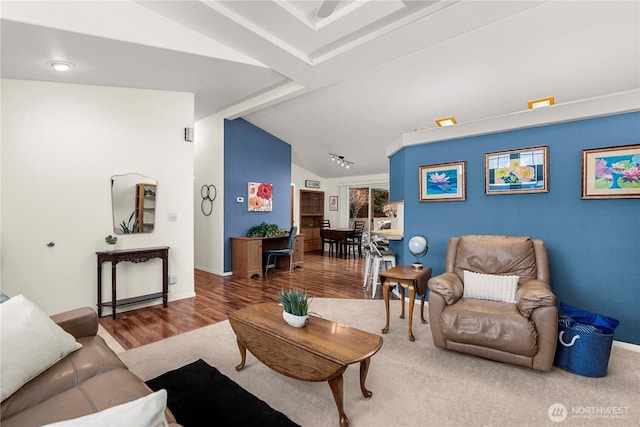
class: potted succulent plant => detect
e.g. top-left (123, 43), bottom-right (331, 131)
top-left (105, 235), bottom-right (118, 252)
top-left (278, 288), bottom-right (312, 328)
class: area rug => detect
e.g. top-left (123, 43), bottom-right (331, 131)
top-left (121, 298), bottom-right (639, 427)
top-left (146, 358), bottom-right (299, 427)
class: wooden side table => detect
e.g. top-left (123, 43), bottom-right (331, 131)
top-left (380, 264), bottom-right (432, 341)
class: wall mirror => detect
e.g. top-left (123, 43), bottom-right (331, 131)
top-left (111, 173), bottom-right (157, 234)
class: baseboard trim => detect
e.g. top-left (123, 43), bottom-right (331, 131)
top-left (168, 291), bottom-right (197, 301)
top-left (194, 266), bottom-right (230, 276)
top-left (613, 340), bottom-right (640, 353)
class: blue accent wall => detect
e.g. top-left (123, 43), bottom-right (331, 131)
top-left (389, 149), bottom-right (405, 201)
top-left (390, 112), bottom-right (640, 344)
top-left (224, 118), bottom-right (292, 272)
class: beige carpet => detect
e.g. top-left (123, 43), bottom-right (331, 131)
top-left (119, 299), bottom-right (639, 427)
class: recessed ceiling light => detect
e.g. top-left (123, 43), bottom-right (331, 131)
top-left (528, 96), bottom-right (555, 109)
top-left (46, 60), bottom-right (75, 72)
top-left (435, 117), bottom-right (457, 127)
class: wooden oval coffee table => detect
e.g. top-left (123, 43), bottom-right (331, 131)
top-left (229, 303), bottom-right (383, 427)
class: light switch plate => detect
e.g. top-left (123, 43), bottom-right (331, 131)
top-left (167, 212), bottom-right (177, 221)
top-left (236, 197), bottom-right (244, 203)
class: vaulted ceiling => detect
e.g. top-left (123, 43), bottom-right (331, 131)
top-left (1, 1), bottom-right (638, 178)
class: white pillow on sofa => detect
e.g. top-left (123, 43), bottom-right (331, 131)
top-left (42, 389), bottom-right (169, 427)
top-left (463, 270), bottom-right (519, 303)
top-left (0, 294), bottom-right (82, 401)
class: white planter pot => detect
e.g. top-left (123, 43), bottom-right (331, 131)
top-left (282, 311), bottom-right (308, 328)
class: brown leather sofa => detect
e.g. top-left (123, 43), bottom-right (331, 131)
top-left (0, 307), bottom-right (178, 426)
top-left (427, 235), bottom-right (558, 371)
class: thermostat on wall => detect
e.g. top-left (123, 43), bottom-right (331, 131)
top-left (236, 197), bottom-right (244, 203)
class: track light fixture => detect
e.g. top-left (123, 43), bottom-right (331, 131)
top-left (329, 153), bottom-right (353, 169)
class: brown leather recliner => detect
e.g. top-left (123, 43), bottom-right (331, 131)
top-left (427, 235), bottom-right (558, 371)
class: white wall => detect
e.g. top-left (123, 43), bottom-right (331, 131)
top-left (194, 113), bottom-right (225, 275)
top-left (1, 79), bottom-right (195, 315)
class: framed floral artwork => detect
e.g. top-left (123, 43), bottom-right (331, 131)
top-left (419, 161), bottom-right (466, 202)
top-left (582, 144), bottom-right (640, 199)
top-left (248, 182), bottom-right (273, 212)
top-left (485, 146), bottom-right (548, 195)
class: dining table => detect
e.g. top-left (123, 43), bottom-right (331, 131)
top-left (319, 228), bottom-right (353, 258)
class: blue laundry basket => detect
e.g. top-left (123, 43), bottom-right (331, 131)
top-left (554, 303), bottom-right (619, 378)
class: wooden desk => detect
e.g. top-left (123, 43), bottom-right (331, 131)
top-left (96, 246), bottom-right (169, 319)
top-left (231, 234), bottom-right (304, 279)
top-left (319, 228), bottom-right (352, 258)
top-left (229, 303), bottom-right (383, 427)
top-left (380, 265), bottom-right (432, 341)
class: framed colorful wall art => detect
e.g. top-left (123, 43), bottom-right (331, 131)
top-left (419, 161), bottom-right (466, 202)
top-left (485, 146), bottom-right (548, 195)
top-left (582, 144), bottom-right (640, 199)
top-left (248, 182), bottom-right (273, 212)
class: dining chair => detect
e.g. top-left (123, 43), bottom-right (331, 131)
top-left (346, 220), bottom-right (365, 258)
top-left (264, 226), bottom-right (298, 275)
top-left (321, 220), bottom-right (338, 256)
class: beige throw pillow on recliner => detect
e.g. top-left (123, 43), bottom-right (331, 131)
top-left (463, 270), bottom-right (519, 303)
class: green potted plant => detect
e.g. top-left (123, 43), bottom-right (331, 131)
top-left (247, 222), bottom-right (287, 238)
top-left (105, 234), bottom-right (118, 252)
top-left (278, 288), bottom-right (312, 328)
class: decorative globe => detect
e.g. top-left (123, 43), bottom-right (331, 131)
top-left (408, 235), bottom-right (429, 269)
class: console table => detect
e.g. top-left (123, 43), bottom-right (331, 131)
top-left (96, 246), bottom-right (169, 319)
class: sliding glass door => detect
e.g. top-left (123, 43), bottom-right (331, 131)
top-left (348, 187), bottom-right (390, 235)
top-left (371, 187), bottom-right (391, 231)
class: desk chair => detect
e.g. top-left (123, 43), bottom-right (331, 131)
top-left (264, 226), bottom-right (298, 275)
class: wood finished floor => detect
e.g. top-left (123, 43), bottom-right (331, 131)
top-left (99, 252), bottom-right (376, 350)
